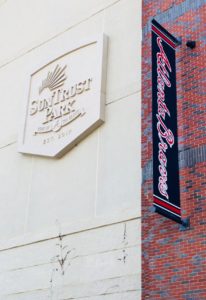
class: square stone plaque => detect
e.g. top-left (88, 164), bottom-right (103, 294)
top-left (18, 34), bottom-right (107, 157)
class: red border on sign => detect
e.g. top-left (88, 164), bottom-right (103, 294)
top-left (152, 24), bottom-right (176, 49)
top-left (153, 195), bottom-right (181, 216)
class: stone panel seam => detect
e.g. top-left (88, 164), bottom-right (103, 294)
top-left (0, 217), bottom-right (140, 252)
top-left (106, 89), bottom-right (141, 106)
top-left (0, 0), bottom-right (122, 70)
top-left (0, 140), bottom-right (16, 151)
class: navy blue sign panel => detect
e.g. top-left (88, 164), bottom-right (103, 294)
top-left (152, 19), bottom-right (182, 224)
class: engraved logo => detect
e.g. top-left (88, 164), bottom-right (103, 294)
top-left (39, 65), bottom-right (67, 94)
top-left (29, 64), bottom-right (92, 136)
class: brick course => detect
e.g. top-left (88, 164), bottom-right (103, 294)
top-left (142, 0), bottom-right (206, 299)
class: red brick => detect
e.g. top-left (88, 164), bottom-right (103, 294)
top-left (142, 1), bottom-right (206, 299)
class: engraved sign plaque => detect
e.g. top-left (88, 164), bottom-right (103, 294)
top-left (19, 35), bottom-right (107, 157)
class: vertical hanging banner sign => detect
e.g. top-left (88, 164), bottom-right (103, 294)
top-left (152, 19), bottom-right (182, 224)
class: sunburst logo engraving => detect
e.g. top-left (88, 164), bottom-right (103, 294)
top-left (39, 64), bottom-right (67, 94)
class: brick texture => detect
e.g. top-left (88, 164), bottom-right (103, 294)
top-left (142, 0), bottom-right (206, 299)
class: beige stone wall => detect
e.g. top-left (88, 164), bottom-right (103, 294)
top-left (0, 0), bottom-right (141, 299)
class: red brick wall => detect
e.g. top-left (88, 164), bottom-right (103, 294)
top-left (142, 1), bottom-right (206, 299)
